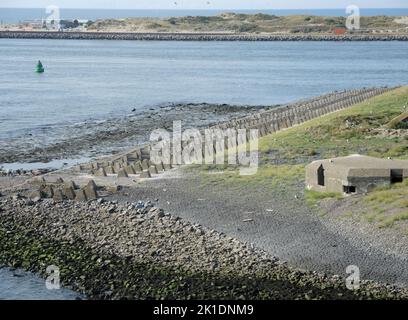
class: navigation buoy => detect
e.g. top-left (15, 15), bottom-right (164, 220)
top-left (36, 60), bottom-right (44, 73)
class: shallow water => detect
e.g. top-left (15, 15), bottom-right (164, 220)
top-left (1, 40), bottom-right (408, 143)
top-left (0, 268), bottom-right (81, 300)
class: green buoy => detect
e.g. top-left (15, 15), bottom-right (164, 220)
top-left (35, 60), bottom-right (44, 73)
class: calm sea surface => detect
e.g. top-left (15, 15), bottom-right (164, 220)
top-left (0, 268), bottom-right (80, 300)
top-left (0, 39), bottom-right (407, 142)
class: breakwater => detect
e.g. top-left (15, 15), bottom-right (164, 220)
top-left (1, 31), bottom-right (408, 41)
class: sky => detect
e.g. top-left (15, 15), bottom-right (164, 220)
top-left (1, 0), bottom-right (408, 9)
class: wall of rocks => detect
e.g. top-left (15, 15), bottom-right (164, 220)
top-left (1, 31), bottom-right (408, 41)
top-left (74, 87), bottom-right (393, 183)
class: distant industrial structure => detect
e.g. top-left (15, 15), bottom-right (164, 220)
top-left (306, 155), bottom-right (408, 195)
top-left (9, 19), bottom-right (90, 31)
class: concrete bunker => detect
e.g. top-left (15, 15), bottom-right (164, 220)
top-left (306, 154), bottom-right (408, 195)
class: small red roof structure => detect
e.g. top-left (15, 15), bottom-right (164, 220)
top-left (334, 27), bottom-right (347, 35)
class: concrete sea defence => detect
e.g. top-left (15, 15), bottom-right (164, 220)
top-left (1, 31), bottom-right (408, 41)
top-left (7, 86), bottom-right (392, 204)
top-left (67, 87), bottom-right (393, 189)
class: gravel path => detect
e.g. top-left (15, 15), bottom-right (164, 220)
top-left (108, 168), bottom-right (408, 287)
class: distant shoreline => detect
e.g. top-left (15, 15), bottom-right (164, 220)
top-left (1, 30), bottom-right (408, 41)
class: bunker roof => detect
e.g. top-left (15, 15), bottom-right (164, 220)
top-left (307, 155), bottom-right (408, 178)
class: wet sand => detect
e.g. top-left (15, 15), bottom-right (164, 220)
top-left (0, 103), bottom-right (271, 166)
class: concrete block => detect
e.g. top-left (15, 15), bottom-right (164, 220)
top-left (133, 162), bottom-right (143, 173)
top-left (64, 180), bottom-right (78, 190)
top-left (140, 170), bottom-right (151, 178)
top-left (75, 189), bottom-right (87, 202)
top-left (141, 159), bottom-right (149, 170)
top-left (124, 165), bottom-right (136, 175)
top-left (117, 169), bottom-right (129, 178)
top-left (40, 185), bottom-right (54, 198)
top-left (63, 187), bottom-right (76, 200)
top-left (95, 167), bottom-right (107, 177)
top-left (105, 166), bottom-right (115, 174)
top-left (84, 180), bottom-right (98, 199)
top-left (29, 190), bottom-right (44, 200)
top-left (53, 189), bottom-right (65, 202)
top-left (149, 165), bottom-right (158, 175)
top-left (156, 162), bottom-right (164, 172)
top-left (114, 162), bottom-right (122, 173)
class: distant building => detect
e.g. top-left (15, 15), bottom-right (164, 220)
top-left (305, 155), bottom-right (408, 195)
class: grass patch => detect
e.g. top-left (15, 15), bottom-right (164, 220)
top-left (259, 86), bottom-right (408, 162)
top-left (378, 211), bottom-right (408, 228)
top-left (305, 190), bottom-right (342, 206)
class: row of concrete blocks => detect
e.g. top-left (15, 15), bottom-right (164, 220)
top-left (249, 89), bottom-right (387, 130)
top-left (219, 88), bottom-right (388, 128)
top-left (212, 88), bottom-right (391, 132)
top-left (29, 177), bottom-right (99, 202)
top-left (221, 88), bottom-right (388, 130)
top-left (211, 88), bottom-right (367, 129)
top-left (80, 87), bottom-right (391, 176)
top-left (90, 156), bottom-right (175, 179)
top-left (244, 89), bottom-right (391, 138)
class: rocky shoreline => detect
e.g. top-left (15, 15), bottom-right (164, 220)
top-left (0, 103), bottom-right (267, 165)
top-left (1, 31), bottom-right (408, 41)
top-left (0, 197), bottom-right (407, 300)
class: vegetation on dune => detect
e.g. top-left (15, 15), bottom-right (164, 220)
top-left (86, 13), bottom-right (407, 33)
top-left (259, 86), bottom-right (408, 162)
top-left (360, 180), bottom-right (408, 229)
